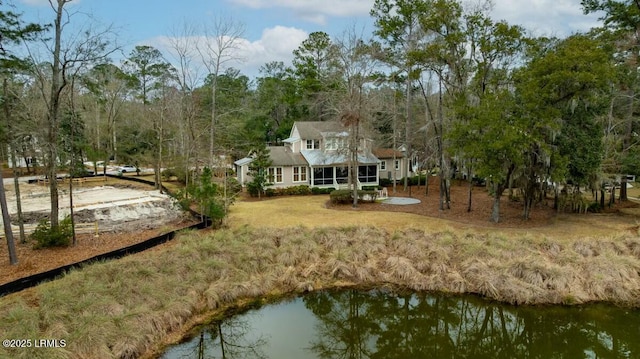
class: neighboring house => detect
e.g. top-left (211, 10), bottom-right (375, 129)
top-left (235, 121), bottom-right (407, 190)
top-left (373, 148), bottom-right (406, 182)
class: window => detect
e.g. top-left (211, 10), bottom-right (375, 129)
top-left (326, 138), bottom-right (336, 150)
top-left (395, 160), bottom-right (400, 171)
top-left (358, 165), bottom-right (377, 183)
top-left (380, 161), bottom-right (386, 170)
top-left (326, 137), bottom-right (345, 151)
top-left (313, 167), bottom-right (334, 185)
top-left (336, 166), bottom-right (349, 184)
top-left (306, 139), bottom-right (320, 150)
top-left (293, 166), bottom-right (307, 182)
top-left (268, 167), bottom-right (283, 183)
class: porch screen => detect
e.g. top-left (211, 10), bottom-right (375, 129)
top-left (313, 167), bottom-right (334, 185)
top-left (336, 166), bottom-right (348, 184)
top-left (358, 165), bottom-right (377, 183)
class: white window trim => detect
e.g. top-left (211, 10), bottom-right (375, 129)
top-left (306, 139), bottom-right (320, 150)
top-left (268, 167), bottom-right (284, 183)
top-left (293, 166), bottom-right (307, 183)
top-left (380, 161), bottom-right (386, 170)
top-left (395, 160), bottom-right (400, 171)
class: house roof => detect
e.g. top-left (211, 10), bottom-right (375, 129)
top-left (269, 146), bottom-right (308, 166)
top-left (282, 137), bottom-right (299, 143)
top-left (301, 150), bottom-right (379, 166)
top-left (234, 157), bottom-right (253, 166)
top-left (294, 121), bottom-right (347, 140)
top-left (373, 148), bottom-right (405, 159)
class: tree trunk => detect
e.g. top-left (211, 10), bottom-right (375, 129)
top-left (4, 81), bottom-right (26, 244)
top-left (156, 103), bottom-right (164, 194)
top-left (609, 185), bottom-right (616, 207)
top-left (0, 169), bottom-right (18, 265)
top-left (10, 148), bottom-right (26, 244)
top-left (210, 67), bottom-right (219, 168)
top-left (47, 0), bottom-right (66, 228)
top-left (466, 167), bottom-right (473, 212)
top-left (491, 190), bottom-right (501, 223)
top-left (491, 165), bottom-right (515, 223)
top-left (620, 176), bottom-right (628, 201)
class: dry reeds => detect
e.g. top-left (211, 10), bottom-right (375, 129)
top-left (2, 225), bottom-right (640, 359)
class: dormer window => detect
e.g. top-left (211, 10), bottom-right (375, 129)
top-left (306, 139), bottom-right (319, 150)
top-left (326, 137), bottom-right (345, 151)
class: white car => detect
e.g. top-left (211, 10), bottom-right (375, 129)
top-left (118, 165), bottom-right (137, 173)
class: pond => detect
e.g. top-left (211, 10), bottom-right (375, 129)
top-left (160, 290), bottom-right (640, 359)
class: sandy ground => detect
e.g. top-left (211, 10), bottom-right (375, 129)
top-left (0, 177), bottom-right (195, 285)
top-left (1, 179), bottom-right (186, 231)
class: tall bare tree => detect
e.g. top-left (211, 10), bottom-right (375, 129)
top-left (196, 16), bottom-right (244, 167)
top-left (166, 21), bottom-right (205, 186)
top-left (26, 0), bottom-right (117, 227)
top-left (331, 27), bottom-right (381, 207)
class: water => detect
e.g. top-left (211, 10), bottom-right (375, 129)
top-left (161, 290), bottom-right (640, 359)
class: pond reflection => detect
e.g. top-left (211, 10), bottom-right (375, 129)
top-left (161, 290), bottom-right (639, 359)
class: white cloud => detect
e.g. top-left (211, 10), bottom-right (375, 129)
top-left (237, 25), bottom-right (309, 73)
top-left (229, 0), bottom-right (373, 24)
top-left (490, 0), bottom-right (601, 36)
top-left (148, 25), bottom-right (308, 80)
top-left (18, 0), bottom-right (50, 5)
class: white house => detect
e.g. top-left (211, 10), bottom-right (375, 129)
top-left (235, 121), bottom-right (408, 190)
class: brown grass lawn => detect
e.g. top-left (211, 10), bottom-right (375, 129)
top-left (229, 189), bottom-right (638, 240)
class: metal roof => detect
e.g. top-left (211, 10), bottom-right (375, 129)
top-left (234, 157), bottom-right (253, 166)
top-left (301, 150), bottom-right (379, 166)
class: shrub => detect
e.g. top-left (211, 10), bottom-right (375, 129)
top-left (379, 178), bottom-right (392, 187)
top-left (399, 175), bottom-right (427, 186)
top-left (31, 216), bottom-right (73, 249)
top-left (329, 189), bottom-right (378, 204)
top-left (298, 186), bottom-right (312, 195)
top-left (362, 185), bottom-right (381, 191)
top-left (226, 177), bottom-right (243, 197)
top-left (311, 187), bottom-right (335, 195)
top-left (161, 167), bottom-right (188, 183)
top-left (246, 181), bottom-right (262, 197)
top-left (288, 185), bottom-right (311, 195)
top-left (330, 190), bottom-right (352, 204)
top-left (588, 202), bottom-right (601, 213)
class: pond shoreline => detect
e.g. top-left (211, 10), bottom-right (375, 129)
top-left (2, 226), bottom-right (640, 359)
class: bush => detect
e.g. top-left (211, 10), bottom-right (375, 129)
top-left (226, 177), bottom-right (243, 197)
top-left (588, 202), bottom-right (601, 213)
top-left (398, 175), bottom-right (428, 186)
top-left (246, 181), bottom-right (262, 197)
top-left (311, 187), bottom-right (335, 195)
top-left (31, 216), bottom-right (73, 249)
top-left (362, 185), bottom-right (381, 191)
top-left (260, 185), bottom-right (315, 197)
top-left (285, 185), bottom-right (312, 195)
top-left (379, 178), bottom-right (392, 187)
top-left (330, 190), bottom-right (353, 204)
top-left (329, 189), bottom-right (378, 204)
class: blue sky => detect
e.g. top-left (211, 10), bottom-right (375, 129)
top-left (13, 0), bottom-right (603, 79)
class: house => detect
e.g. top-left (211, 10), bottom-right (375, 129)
top-left (373, 148), bottom-right (406, 183)
top-left (235, 121), bottom-right (408, 190)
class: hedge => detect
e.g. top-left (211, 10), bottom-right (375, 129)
top-left (329, 189), bottom-right (378, 204)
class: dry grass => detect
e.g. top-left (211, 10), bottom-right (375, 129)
top-left (1, 195), bottom-right (639, 359)
top-left (2, 224), bottom-right (640, 359)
